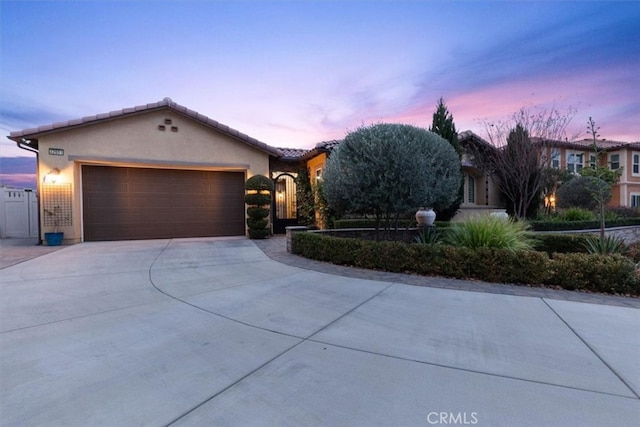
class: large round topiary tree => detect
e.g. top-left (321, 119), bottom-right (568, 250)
top-left (556, 176), bottom-right (611, 211)
top-left (244, 174), bottom-right (274, 239)
top-left (322, 123), bottom-right (462, 231)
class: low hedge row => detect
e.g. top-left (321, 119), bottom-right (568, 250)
top-left (529, 218), bottom-right (640, 231)
top-left (333, 218), bottom-right (418, 229)
top-left (529, 233), bottom-right (592, 255)
top-left (334, 217), bottom-right (640, 231)
top-left (292, 232), bottom-right (639, 295)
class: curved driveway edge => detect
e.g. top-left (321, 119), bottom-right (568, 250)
top-left (254, 236), bottom-right (640, 308)
top-left (1, 237), bottom-right (638, 426)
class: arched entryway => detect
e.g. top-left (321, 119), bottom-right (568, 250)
top-left (272, 172), bottom-right (298, 233)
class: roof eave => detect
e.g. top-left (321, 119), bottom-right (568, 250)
top-left (8, 99), bottom-right (283, 157)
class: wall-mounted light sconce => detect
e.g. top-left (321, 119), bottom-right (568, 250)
top-left (544, 194), bottom-right (556, 211)
top-left (549, 195), bottom-right (556, 207)
top-left (43, 168), bottom-right (61, 184)
top-left (277, 191), bottom-right (284, 200)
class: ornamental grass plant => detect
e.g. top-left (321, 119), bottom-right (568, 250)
top-left (584, 235), bottom-right (627, 255)
top-left (446, 215), bottom-right (534, 252)
top-left (559, 207), bottom-right (596, 221)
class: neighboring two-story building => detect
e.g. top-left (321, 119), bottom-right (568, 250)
top-left (544, 139), bottom-right (640, 208)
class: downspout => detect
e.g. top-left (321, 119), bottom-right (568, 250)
top-left (15, 139), bottom-right (42, 244)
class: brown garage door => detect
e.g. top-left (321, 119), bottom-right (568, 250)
top-left (82, 165), bottom-right (245, 241)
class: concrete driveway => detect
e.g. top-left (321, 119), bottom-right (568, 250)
top-left (1, 238), bottom-right (638, 426)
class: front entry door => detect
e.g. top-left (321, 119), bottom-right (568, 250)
top-left (272, 172), bottom-right (298, 234)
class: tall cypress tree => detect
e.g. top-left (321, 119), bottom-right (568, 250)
top-left (429, 97), bottom-right (460, 154)
top-left (429, 97), bottom-right (462, 221)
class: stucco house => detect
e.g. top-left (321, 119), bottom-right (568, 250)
top-left (543, 138), bottom-right (640, 208)
top-left (10, 99), bottom-right (509, 243)
top-left (30, 99), bottom-right (640, 244)
top-left (10, 98), bottom-right (282, 244)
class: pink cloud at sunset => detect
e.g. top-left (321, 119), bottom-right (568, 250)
top-left (1, 0), bottom-right (638, 165)
top-left (384, 61), bottom-right (640, 144)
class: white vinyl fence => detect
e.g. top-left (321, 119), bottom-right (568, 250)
top-left (0, 188), bottom-right (39, 238)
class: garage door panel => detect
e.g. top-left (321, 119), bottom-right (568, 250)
top-left (83, 165), bottom-right (246, 241)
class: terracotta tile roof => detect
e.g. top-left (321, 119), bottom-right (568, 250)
top-left (459, 131), bottom-right (638, 152)
top-left (277, 147), bottom-right (308, 159)
top-left (531, 137), bottom-right (639, 152)
top-left (314, 139), bottom-right (343, 151)
top-left (276, 139), bottom-right (343, 162)
top-left (458, 130), bottom-right (491, 146)
top-left (9, 97), bottom-right (283, 157)
top-left (556, 138), bottom-right (639, 151)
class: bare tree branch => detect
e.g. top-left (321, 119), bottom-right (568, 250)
top-left (467, 106), bottom-right (576, 220)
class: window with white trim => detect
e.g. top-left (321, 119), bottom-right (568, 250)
top-left (589, 154), bottom-right (597, 169)
top-left (633, 153), bottom-right (640, 176)
top-left (631, 193), bottom-right (640, 208)
top-left (551, 149), bottom-right (560, 169)
top-left (467, 175), bottom-right (475, 204)
top-left (609, 153), bottom-right (620, 170)
top-left (566, 152), bottom-right (584, 174)
top-left (315, 168), bottom-right (323, 183)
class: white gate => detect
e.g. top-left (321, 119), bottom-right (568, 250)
top-left (0, 188), bottom-right (39, 238)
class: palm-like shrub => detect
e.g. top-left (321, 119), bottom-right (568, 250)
top-left (584, 235), bottom-right (627, 255)
top-left (413, 227), bottom-right (441, 245)
top-left (446, 215), bottom-right (534, 251)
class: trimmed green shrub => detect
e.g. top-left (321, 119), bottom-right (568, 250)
top-left (463, 247), bottom-right (551, 284)
top-left (332, 218), bottom-right (413, 229)
top-left (556, 176), bottom-right (611, 210)
top-left (293, 233), bottom-right (551, 284)
top-left (546, 253), bottom-right (637, 294)
top-left (333, 218), bottom-right (455, 229)
top-left (446, 216), bottom-right (534, 251)
top-left (245, 174), bottom-right (272, 239)
top-left (247, 206), bottom-right (269, 219)
top-left (529, 217), bottom-right (640, 231)
top-left (248, 229), bottom-right (270, 239)
top-left (322, 123), bottom-right (462, 232)
top-left (247, 218), bottom-right (268, 230)
top-left (530, 233), bottom-right (592, 255)
top-left (244, 193), bottom-right (271, 207)
top-left (608, 206), bottom-right (640, 218)
top-left (625, 242), bottom-right (640, 263)
top-left (353, 240), bottom-right (412, 272)
top-left (245, 175), bottom-right (274, 192)
top-left (560, 207), bottom-right (596, 221)
top-left (291, 232), bottom-right (639, 295)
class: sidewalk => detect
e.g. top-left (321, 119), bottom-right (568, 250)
top-left (0, 238), bottom-right (63, 269)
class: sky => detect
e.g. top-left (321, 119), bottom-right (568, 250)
top-left (1, 0), bottom-right (639, 187)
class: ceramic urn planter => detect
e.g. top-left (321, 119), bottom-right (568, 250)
top-left (416, 207), bottom-right (436, 226)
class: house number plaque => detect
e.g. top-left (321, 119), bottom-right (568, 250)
top-left (48, 148), bottom-right (64, 156)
